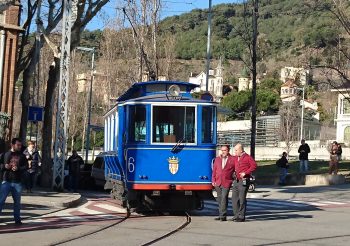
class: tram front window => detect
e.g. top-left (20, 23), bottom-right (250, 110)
top-left (129, 105), bottom-right (146, 142)
top-left (202, 106), bottom-right (214, 143)
top-left (153, 106), bottom-right (195, 143)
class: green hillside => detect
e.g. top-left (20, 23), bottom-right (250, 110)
top-left (159, 0), bottom-right (344, 61)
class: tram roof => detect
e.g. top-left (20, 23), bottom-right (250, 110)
top-left (117, 81), bottom-right (198, 102)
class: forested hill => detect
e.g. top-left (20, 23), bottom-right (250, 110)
top-left (159, 0), bottom-right (341, 61)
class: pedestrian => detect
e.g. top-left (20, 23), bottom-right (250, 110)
top-left (298, 139), bottom-right (310, 173)
top-left (336, 142), bottom-right (342, 162)
top-left (0, 138), bottom-right (28, 225)
top-left (23, 141), bottom-right (40, 193)
top-left (212, 145), bottom-right (235, 221)
top-left (231, 143), bottom-right (257, 222)
top-left (329, 142), bottom-right (339, 175)
top-left (67, 150), bottom-right (84, 192)
top-left (276, 152), bottom-right (289, 185)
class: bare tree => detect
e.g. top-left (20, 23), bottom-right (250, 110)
top-left (16, 0), bottom-right (110, 187)
top-left (311, 0), bottom-right (350, 96)
top-left (279, 101), bottom-right (300, 155)
top-left (230, 0), bottom-right (259, 158)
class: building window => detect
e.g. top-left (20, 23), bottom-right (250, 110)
top-left (343, 99), bottom-right (350, 114)
top-left (344, 126), bottom-right (350, 143)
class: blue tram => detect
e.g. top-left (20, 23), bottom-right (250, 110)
top-left (103, 81), bottom-right (217, 210)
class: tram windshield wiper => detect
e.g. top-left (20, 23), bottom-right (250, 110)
top-left (171, 139), bottom-right (184, 153)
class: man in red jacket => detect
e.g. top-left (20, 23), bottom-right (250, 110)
top-left (231, 143), bottom-right (257, 222)
top-left (212, 145), bottom-right (235, 221)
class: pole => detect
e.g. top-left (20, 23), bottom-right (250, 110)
top-left (250, 0), bottom-right (259, 159)
top-left (205, 0), bottom-right (212, 92)
top-left (53, 0), bottom-right (72, 191)
top-left (300, 86), bottom-right (305, 141)
top-left (85, 50), bottom-right (95, 164)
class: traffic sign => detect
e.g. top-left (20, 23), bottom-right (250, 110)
top-left (28, 106), bottom-right (44, 122)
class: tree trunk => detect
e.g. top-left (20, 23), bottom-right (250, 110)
top-left (41, 57), bottom-right (60, 187)
top-left (19, 65), bottom-right (34, 142)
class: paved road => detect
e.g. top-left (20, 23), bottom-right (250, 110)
top-left (1, 185), bottom-right (350, 245)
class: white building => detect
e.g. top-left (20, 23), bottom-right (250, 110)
top-left (281, 67), bottom-right (310, 85)
top-left (335, 91), bottom-right (350, 145)
top-left (189, 61), bottom-right (223, 101)
top-left (280, 80), bottom-right (298, 102)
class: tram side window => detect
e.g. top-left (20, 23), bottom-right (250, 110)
top-left (129, 105), bottom-right (146, 142)
top-left (202, 106), bottom-right (214, 143)
top-left (153, 106), bottom-right (195, 143)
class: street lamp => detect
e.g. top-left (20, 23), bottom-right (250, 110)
top-left (76, 46), bottom-right (95, 164)
top-left (297, 86), bottom-right (305, 141)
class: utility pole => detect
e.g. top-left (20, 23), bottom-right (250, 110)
top-left (205, 0), bottom-right (212, 92)
top-left (250, 0), bottom-right (258, 159)
top-left (300, 86), bottom-right (305, 141)
top-left (53, 0), bottom-right (72, 191)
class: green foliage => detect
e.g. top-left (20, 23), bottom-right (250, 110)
top-left (158, 0), bottom-right (341, 60)
top-left (257, 89), bottom-right (281, 113)
top-left (259, 78), bottom-right (282, 92)
top-left (222, 86), bottom-right (281, 118)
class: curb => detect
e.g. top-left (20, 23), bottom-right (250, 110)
top-left (59, 194), bottom-right (83, 208)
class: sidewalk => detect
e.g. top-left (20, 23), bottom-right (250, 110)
top-left (0, 189), bottom-right (81, 224)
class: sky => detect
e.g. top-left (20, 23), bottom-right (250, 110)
top-left (87, 0), bottom-right (238, 30)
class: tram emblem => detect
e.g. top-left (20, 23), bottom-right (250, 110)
top-left (168, 156), bottom-right (179, 175)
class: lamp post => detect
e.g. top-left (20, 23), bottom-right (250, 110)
top-left (297, 86), bottom-right (305, 141)
top-left (76, 46), bottom-right (95, 164)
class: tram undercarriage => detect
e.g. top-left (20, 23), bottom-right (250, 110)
top-left (110, 181), bottom-right (213, 211)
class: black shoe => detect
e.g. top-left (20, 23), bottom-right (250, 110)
top-left (235, 218), bottom-right (245, 222)
top-left (220, 217), bottom-right (227, 221)
top-left (15, 221), bottom-right (23, 226)
top-left (214, 217), bottom-right (221, 221)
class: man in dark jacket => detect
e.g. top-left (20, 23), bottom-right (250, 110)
top-left (212, 145), bottom-right (235, 221)
top-left (67, 150), bottom-right (84, 192)
top-left (231, 143), bottom-right (257, 222)
top-left (298, 139), bottom-right (310, 173)
top-left (277, 152), bottom-right (289, 185)
top-left (0, 138), bottom-right (28, 225)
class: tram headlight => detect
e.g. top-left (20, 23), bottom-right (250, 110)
top-left (168, 84), bottom-right (180, 97)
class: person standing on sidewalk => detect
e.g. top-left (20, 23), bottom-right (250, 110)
top-left (0, 138), bottom-right (28, 225)
top-left (231, 143), bottom-right (257, 222)
top-left (67, 150), bottom-right (84, 192)
top-left (23, 141), bottom-right (40, 193)
top-left (298, 139), bottom-right (310, 173)
top-left (212, 145), bottom-right (235, 221)
top-left (276, 152), bottom-right (289, 185)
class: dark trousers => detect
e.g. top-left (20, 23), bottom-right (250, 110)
top-left (69, 174), bottom-right (79, 192)
top-left (232, 179), bottom-right (249, 220)
top-left (25, 172), bottom-right (36, 190)
top-left (215, 186), bottom-right (230, 218)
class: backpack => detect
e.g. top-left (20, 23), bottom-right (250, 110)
top-left (276, 158), bottom-right (282, 167)
top-left (337, 145), bottom-right (342, 155)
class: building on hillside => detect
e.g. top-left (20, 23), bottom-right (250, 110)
top-left (334, 88), bottom-right (350, 145)
top-left (280, 80), bottom-right (298, 102)
top-left (280, 66), bottom-right (310, 85)
top-left (188, 61), bottom-right (223, 102)
top-left (0, 1), bottom-right (21, 151)
top-left (141, 71), bottom-right (167, 82)
top-left (76, 72), bottom-right (110, 104)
